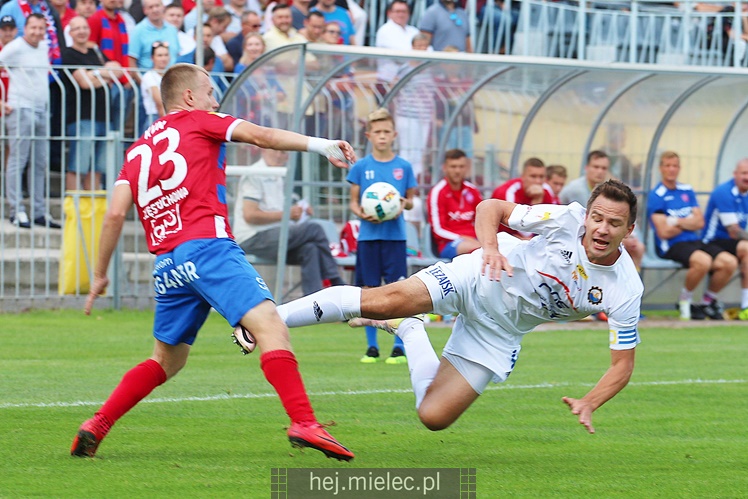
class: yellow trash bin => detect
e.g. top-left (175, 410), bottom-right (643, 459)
top-left (58, 190), bottom-right (107, 295)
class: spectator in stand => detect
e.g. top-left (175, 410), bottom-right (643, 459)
top-left (183, 0), bottom-right (215, 33)
top-left (394, 33), bottom-right (436, 182)
top-left (0, 14), bottom-right (60, 228)
top-left (299, 10), bottom-right (325, 42)
top-left (62, 15), bottom-right (122, 191)
top-left (428, 148), bottom-right (482, 259)
top-left (375, 0), bottom-right (418, 92)
top-left (203, 6), bottom-right (233, 71)
top-left (223, 0), bottom-right (249, 40)
top-left (311, 0), bottom-right (354, 45)
top-left (545, 164), bottom-right (567, 204)
top-left (263, 3), bottom-right (307, 49)
top-left (349, 108), bottom-right (416, 364)
top-left (648, 151), bottom-right (736, 321)
top-left (233, 148), bottom-right (347, 296)
top-left (49, 0), bottom-right (75, 28)
top-left (165, 3), bottom-right (196, 56)
top-left (63, 0), bottom-right (97, 45)
top-left (235, 31), bottom-right (265, 72)
top-left (320, 20), bottom-right (341, 44)
top-left (140, 41), bottom-right (169, 130)
top-left (0, 15), bottom-right (17, 114)
top-left (0, 0), bottom-right (66, 181)
top-left (291, 0), bottom-right (311, 29)
top-left (702, 158), bottom-right (748, 320)
top-left (226, 10), bottom-right (262, 66)
top-left (492, 157), bottom-right (555, 239)
top-left (561, 150), bottom-right (645, 270)
top-left (87, 0), bottom-right (131, 131)
top-left (418, 0), bottom-right (471, 52)
top-left (129, 0), bottom-right (179, 69)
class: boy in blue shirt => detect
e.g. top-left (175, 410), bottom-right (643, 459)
top-left (347, 108), bottom-right (417, 363)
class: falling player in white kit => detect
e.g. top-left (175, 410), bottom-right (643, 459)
top-left (266, 179), bottom-right (643, 434)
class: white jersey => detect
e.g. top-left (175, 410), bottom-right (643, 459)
top-left (480, 203), bottom-right (642, 347)
top-left (417, 202), bottom-right (642, 380)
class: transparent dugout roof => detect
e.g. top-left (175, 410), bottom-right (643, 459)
top-left (221, 43), bottom-right (748, 214)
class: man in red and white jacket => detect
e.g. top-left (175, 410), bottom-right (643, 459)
top-left (428, 149), bottom-right (482, 260)
top-left (492, 157), bottom-right (557, 239)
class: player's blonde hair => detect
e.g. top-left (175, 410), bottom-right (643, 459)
top-left (161, 63), bottom-right (211, 111)
top-left (366, 108), bottom-right (395, 131)
top-left (659, 150), bottom-right (680, 165)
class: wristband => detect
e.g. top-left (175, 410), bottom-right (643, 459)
top-left (307, 137), bottom-right (347, 162)
top-left (666, 216), bottom-right (679, 227)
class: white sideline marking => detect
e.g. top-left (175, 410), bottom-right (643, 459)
top-left (0, 378), bottom-right (744, 410)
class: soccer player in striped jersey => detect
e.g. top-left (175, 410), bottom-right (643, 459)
top-left (72, 63), bottom-right (356, 461)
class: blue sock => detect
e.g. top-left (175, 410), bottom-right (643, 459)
top-left (393, 335), bottom-right (404, 350)
top-left (366, 326), bottom-right (378, 349)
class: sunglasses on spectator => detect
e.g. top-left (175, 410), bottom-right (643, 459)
top-left (449, 13), bottom-right (463, 27)
top-left (152, 41), bottom-right (170, 48)
top-left (325, 29), bottom-right (341, 35)
top-left (249, 23), bottom-right (262, 28)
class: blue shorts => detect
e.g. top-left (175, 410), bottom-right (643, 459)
top-left (354, 240), bottom-right (408, 287)
top-left (152, 238), bottom-right (274, 345)
top-left (439, 239), bottom-right (463, 260)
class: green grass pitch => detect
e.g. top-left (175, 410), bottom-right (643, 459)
top-left (1, 310), bottom-right (746, 497)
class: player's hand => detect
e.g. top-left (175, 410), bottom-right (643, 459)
top-left (562, 396), bottom-right (595, 434)
top-left (481, 249), bottom-right (513, 281)
top-left (328, 141), bottom-right (356, 169)
top-left (84, 275), bottom-right (110, 315)
top-left (360, 212), bottom-right (380, 223)
top-left (290, 205), bottom-right (304, 221)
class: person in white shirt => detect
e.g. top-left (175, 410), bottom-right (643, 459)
top-left (0, 14), bottom-right (59, 228)
top-left (265, 180), bottom-right (643, 435)
top-left (375, 0), bottom-right (419, 83)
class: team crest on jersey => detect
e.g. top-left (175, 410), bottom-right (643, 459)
top-left (560, 250), bottom-right (573, 264)
top-left (393, 168), bottom-right (404, 180)
top-left (149, 205), bottom-right (183, 246)
top-left (587, 286), bottom-right (603, 305)
top-left (681, 193), bottom-right (690, 202)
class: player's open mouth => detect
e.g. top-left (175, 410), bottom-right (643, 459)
top-left (593, 238), bottom-right (609, 250)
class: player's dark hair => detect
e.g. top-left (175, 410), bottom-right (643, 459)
top-left (522, 157), bottom-right (545, 171)
top-left (444, 148), bottom-right (466, 161)
top-left (587, 149), bottom-right (608, 164)
top-left (387, 0), bottom-right (410, 12)
top-left (546, 164), bottom-right (567, 179)
top-left (588, 179), bottom-right (637, 226)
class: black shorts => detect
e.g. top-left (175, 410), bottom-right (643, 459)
top-left (662, 240), bottom-right (728, 267)
top-left (707, 238), bottom-right (739, 256)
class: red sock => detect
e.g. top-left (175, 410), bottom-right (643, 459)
top-left (97, 359), bottom-right (167, 425)
top-left (260, 350), bottom-right (316, 424)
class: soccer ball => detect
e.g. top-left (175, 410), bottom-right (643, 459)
top-left (361, 182), bottom-right (401, 221)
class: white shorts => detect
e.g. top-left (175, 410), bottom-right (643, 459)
top-left (415, 253), bottom-right (522, 387)
top-left (443, 351), bottom-right (494, 395)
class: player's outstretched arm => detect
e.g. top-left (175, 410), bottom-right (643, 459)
top-left (230, 121), bottom-right (356, 167)
top-left (84, 185), bottom-right (133, 315)
top-left (562, 348), bottom-right (635, 434)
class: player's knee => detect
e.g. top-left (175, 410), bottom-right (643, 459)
top-left (714, 253), bottom-right (738, 272)
top-left (417, 406), bottom-right (454, 431)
